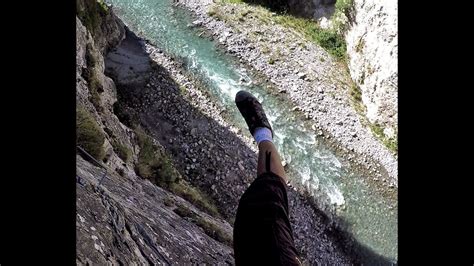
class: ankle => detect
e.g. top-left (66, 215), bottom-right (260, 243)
top-left (253, 127), bottom-right (273, 145)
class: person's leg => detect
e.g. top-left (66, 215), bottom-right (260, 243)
top-left (257, 140), bottom-right (287, 182)
top-left (233, 90), bottom-right (299, 265)
top-left (235, 90), bottom-right (286, 181)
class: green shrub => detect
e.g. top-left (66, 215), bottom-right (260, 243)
top-left (76, 0), bottom-right (108, 36)
top-left (83, 43), bottom-right (103, 113)
top-left (370, 123), bottom-right (384, 137)
top-left (76, 106), bottom-right (105, 160)
top-left (384, 138), bottom-right (398, 154)
top-left (173, 204), bottom-right (232, 246)
top-left (97, 0), bottom-right (108, 12)
top-left (173, 205), bottom-right (194, 218)
top-left (85, 43), bottom-right (97, 67)
top-left (169, 180), bottom-right (220, 217)
top-left (350, 84), bottom-right (362, 102)
top-left (194, 215), bottom-right (233, 246)
top-left (369, 123), bottom-right (398, 155)
top-left (349, 83), bottom-right (366, 115)
top-left (89, 76), bottom-right (103, 113)
top-left (312, 29), bottom-right (346, 59)
top-left (112, 140), bottom-right (132, 162)
top-left (335, 0), bottom-right (354, 23)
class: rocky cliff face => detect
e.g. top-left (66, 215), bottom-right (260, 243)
top-left (76, 6), bottom-right (135, 177)
top-left (76, 156), bottom-right (234, 264)
top-left (345, 0), bottom-right (398, 138)
top-left (76, 1), bottom-right (235, 263)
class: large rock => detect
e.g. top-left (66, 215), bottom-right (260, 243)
top-left (345, 0), bottom-right (398, 138)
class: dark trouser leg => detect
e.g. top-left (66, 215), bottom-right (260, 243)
top-left (233, 142), bottom-right (299, 265)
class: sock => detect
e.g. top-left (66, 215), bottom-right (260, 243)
top-left (253, 127), bottom-right (273, 145)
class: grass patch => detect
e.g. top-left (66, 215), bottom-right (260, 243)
top-left (173, 204), bottom-right (194, 218)
top-left (97, 0), bottom-right (108, 12)
top-left (194, 215), bottom-right (233, 246)
top-left (367, 64), bottom-right (375, 75)
top-left (173, 205), bottom-right (233, 246)
top-left (334, 0), bottom-right (354, 31)
top-left (76, 0), bottom-right (109, 37)
top-left (134, 128), bottom-right (220, 216)
top-left (179, 85), bottom-right (187, 95)
top-left (134, 127), bottom-right (180, 185)
top-left (384, 138), bottom-right (398, 154)
top-left (271, 14), bottom-right (346, 60)
top-left (76, 106), bottom-right (105, 161)
top-left (207, 6), bottom-right (226, 21)
top-left (370, 123), bottom-right (384, 136)
top-left (355, 37), bottom-right (364, 53)
top-left (238, 9), bottom-right (252, 21)
top-left (82, 43), bottom-right (104, 113)
top-left (207, 8), bottom-right (217, 17)
top-left (369, 123), bottom-right (398, 155)
top-left (89, 75), bottom-right (103, 113)
top-left (169, 180), bottom-right (220, 217)
top-left (112, 140), bottom-right (132, 163)
top-left (222, 0), bottom-right (243, 3)
top-left (85, 43), bottom-right (97, 66)
top-left (350, 84), bottom-right (362, 103)
top-left (241, 9), bottom-right (251, 16)
top-left (335, 0), bottom-right (353, 16)
top-left (275, 47), bottom-right (283, 57)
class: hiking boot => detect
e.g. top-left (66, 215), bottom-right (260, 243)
top-left (235, 90), bottom-right (273, 137)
